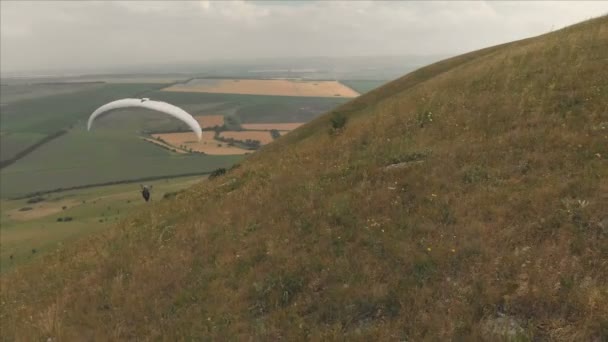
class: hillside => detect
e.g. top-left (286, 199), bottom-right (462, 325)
top-left (2, 16), bottom-right (607, 340)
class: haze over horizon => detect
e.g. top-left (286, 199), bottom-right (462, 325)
top-left (1, 1), bottom-right (607, 75)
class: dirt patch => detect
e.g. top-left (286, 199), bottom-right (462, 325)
top-left (8, 199), bottom-right (79, 221)
top-left (241, 123), bottom-right (305, 131)
top-left (162, 79), bottom-right (360, 98)
top-left (152, 132), bottom-right (251, 155)
top-left (195, 115), bottom-right (225, 128)
top-left (219, 131), bottom-right (274, 145)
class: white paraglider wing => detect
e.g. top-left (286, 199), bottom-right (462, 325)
top-left (87, 98), bottom-right (202, 140)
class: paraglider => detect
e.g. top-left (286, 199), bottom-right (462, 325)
top-left (141, 184), bottom-right (152, 202)
top-left (87, 98), bottom-right (202, 140)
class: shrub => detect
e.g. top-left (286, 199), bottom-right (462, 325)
top-left (270, 129), bottom-right (281, 139)
top-left (462, 166), bottom-right (490, 184)
top-left (26, 196), bottom-right (44, 204)
top-left (417, 110), bottom-right (433, 128)
top-left (19, 207), bottom-right (33, 212)
top-left (330, 112), bottom-right (347, 132)
top-left (209, 168), bottom-right (227, 179)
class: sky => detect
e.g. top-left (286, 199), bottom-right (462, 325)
top-left (1, 1), bottom-right (607, 74)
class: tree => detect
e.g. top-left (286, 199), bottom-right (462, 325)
top-left (270, 129), bottom-right (281, 140)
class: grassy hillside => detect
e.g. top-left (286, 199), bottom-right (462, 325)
top-left (1, 17), bottom-right (607, 341)
top-left (0, 176), bottom-right (204, 274)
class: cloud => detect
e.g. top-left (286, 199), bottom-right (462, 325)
top-left (1, 1), bottom-right (606, 73)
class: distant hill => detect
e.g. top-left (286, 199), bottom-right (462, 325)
top-left (2, 16), bottom-right (607, 341)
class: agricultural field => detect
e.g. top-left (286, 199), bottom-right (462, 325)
top-left (0, 132), bottom-right (47, 162)
top-left (0, 83), bottom-right (168, 162)
top-left (147, 90), bottom-right (349, 124)
top-left (241, 122), bottom-right (304, 131)
top-left (0, 127), bottom-right (243, 198)
top-left (0, 175), bottom-right (203, 272)
top-left (0, 82), bottom-right (105, 105)
top-left (340, 79), bottom-right (388, 94)
top-left (141, 137), bottom-right (188, 154)
top-left (219, 131), bottom-right (274, 145)
top-left (0, 79), bottom-right (347, 199)
top-left (152, 132), bottom-right (251, 155)
top-left (0, 83), bottom-right (166, 135)
top-left (194, 115), bottom-right (224, 128)
top-left (162, 78), bottom-right (360, 98)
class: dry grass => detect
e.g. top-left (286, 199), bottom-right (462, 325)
top-left (241, 122), bottom-right (305, 131)
top-left (219, 131), bottom-right (274, 145)
top-left (162, 79), bottom-right (360, 98)
top-left (194, 115), bottom-right (224, 129)
top-left (6, 200), bottom-right (79, 222)
top-left (152, 132), bottom-right (251, 155)
top-left (1, 17), bottom-right (607, 341)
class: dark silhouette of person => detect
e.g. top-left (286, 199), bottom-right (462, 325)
top-left (141, 185), bottom-right (151, 202)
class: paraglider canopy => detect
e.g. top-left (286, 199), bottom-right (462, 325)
top-left (87, 98), bottom-right (202, 140)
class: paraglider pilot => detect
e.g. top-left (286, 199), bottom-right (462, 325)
top-left (141, 185), bottom-right (151, 202)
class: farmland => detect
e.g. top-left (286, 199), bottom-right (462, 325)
top-left (162, 78), bottom-right (360, 98)
top-left (0, 83), bottom-right (167, 162)
top-left (219, 131), bottom-right (274, 145)
top-left (152, 132), bottom-right (252, 155)
top-left (241, 122), bottom-right (305, 131)
top-left (340, 79), bottom-right (387, 94)
top-left (0, 128), bottom-right (242, 198)
top-left (0, 82), bottom-right (105, 105)
top-left (0, 79), bottom-right (353, 199)
top-left (194, 115), bottom-right (224, 128)
top-left (147, 90), bottom-right (349, 124)
top-left (0, 132), bottom-right (46, 162)
top-left (0, 83), bottom-right (165, 135)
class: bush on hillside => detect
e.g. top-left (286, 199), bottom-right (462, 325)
top-left (329, 112), bottom-right (347, 134)
top-left (209, 168), bottom-right (227, 179)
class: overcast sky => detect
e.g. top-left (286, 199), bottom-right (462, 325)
top-left (1, 1), bottom-right (607, 74)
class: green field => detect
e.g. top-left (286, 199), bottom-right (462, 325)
top-left (0, 82), bottom-right (105, 105)
top-left (0, 83), bottom-right (168, 135)
top-left (340, 79), bottom-right (388, 94)
top-left (0, 132), bottom-right (46, 162)
top-left (0, 83), bottom-right (169, 161)
top-left (0, 127), bottom-right (242, 198)
top-left (0, 175), bottom-right (203, 273)
top-left (0, 83), bottom-right (350, 198)
top-left (148, 90), bottom-right (349, 123)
